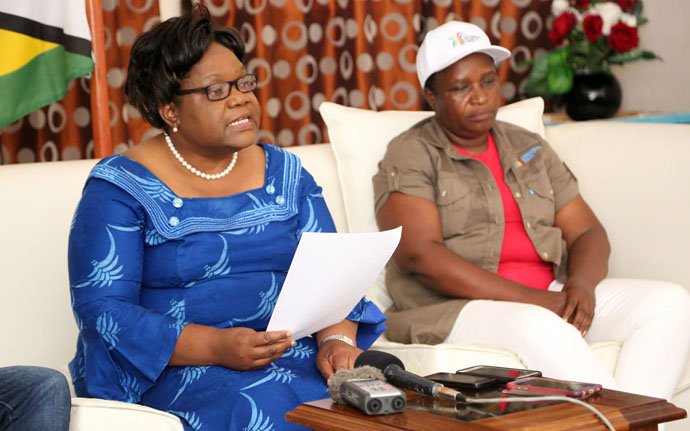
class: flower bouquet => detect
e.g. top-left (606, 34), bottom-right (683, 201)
top-left (525, 0), bottom-right (658, 98)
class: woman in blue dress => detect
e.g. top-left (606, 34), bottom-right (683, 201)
top-left (68, 6), bottom-right (385, 430)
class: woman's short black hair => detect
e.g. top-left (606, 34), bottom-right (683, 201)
top-left (424, 73), bottom-right (438, 93)
top-left (124, 4), bottom-right (245, 131)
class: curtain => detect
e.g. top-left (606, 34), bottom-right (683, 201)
top-left (207, 0), bottom-right (552, 146)
top-left (0, 0), bottom-right (551, 163)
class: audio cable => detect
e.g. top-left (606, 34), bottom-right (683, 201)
top-left (462, 394), bottom-right (615, 431)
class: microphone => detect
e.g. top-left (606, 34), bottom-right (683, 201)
top-left (327, 365), bottom-right (406, 415)
top-left (327, 365), bottom-right (385, 403)
top-left (355, 350), bottom-right (468, 403)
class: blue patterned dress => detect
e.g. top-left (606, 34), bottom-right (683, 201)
top-left (68, 143), bottom-right (386, 431)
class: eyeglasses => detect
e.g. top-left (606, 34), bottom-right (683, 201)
top-left (176, 73), bottom-right (257, 101)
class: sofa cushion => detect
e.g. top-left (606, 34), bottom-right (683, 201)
top-left (286, 144), bottom-right (348, 233)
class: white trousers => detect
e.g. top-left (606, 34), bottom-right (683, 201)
top-left (447, 278), bottom-right (690, 400)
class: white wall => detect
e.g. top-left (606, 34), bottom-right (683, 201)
top-left (614, 0), bottom-right (690, 113)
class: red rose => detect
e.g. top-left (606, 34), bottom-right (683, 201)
top-left (608, 22), bottom-right (639, 52)
top-left (548, 12), bottom-right (577, 45)
top-left (582, 14), bottom-right (603, 42)
top-left (614, 0), bottom-right (637, 12)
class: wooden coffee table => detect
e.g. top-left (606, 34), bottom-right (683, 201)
top-left (286, 388), bottom-right (686, 430)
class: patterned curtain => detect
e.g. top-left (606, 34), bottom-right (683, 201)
top-left (206, 0), bottom-right (552, 146)
top-left (0, 0), bottom-right (551, 163)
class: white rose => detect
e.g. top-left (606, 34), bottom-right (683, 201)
top-left (551, 0), bottom-right (570, 17)
top-left (592, 2), bottom-right (623, 35)
top-left (620, 13), bottom-right (637, 27)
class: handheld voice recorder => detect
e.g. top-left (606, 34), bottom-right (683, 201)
top-left (340, 378), bottom-right (407, 415)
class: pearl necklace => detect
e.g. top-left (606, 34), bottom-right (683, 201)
top-left (164, 133), bottom-right (238, 180)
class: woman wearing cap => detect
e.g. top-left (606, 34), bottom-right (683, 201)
top-left (373, 21), bottom-right (690, 400)
top-left (68, 6), bottom-right (385, 430)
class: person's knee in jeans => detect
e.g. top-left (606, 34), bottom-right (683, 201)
top-left (0, 366), bottom-right (71, 431)
top-left (36, 368), bottom-right (72, 413)
top-left (26, 367), bottom-right (71, 431)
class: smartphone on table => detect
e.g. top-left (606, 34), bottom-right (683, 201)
top-left (456, 365), bottom-right (542, 384)
top-left (505, 377), bottom-right (602, 398)
top-left (425, 372), bottom-right (497, 389)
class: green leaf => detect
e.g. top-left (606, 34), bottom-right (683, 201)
top-left (547, 65), bottom-right (573, 95)
top-left (529, 54), bottom-right (549, 81)
top-left (547, 48), bottom-right (569, 67)
top-left (525, 48), bottom-right (575, 97)
top-left (524, 78), bottom-right (551, 98)
top-left (641, 50), bottom-right (660, 60)
top-left (633, 1), bottom-right (644, 19)
top-left (545, 49), bottom-right (573, 95)
top-left (524, 54), bottom-right (551, 97)
top-left (608, 49), bottom-right (660, 64)
top-left (608, 50), bottom-right (644, 64)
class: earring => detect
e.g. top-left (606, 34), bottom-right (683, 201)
top-left (172, 125), bottom-right (178, 133)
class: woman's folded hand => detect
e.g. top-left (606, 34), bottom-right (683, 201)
top-left (561, 278), bottom-right (597, 336)
top-left (214, 327), bottom-right (295, 370)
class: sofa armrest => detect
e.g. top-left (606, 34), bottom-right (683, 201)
top-left (70, 397), bottom-right (183, 431)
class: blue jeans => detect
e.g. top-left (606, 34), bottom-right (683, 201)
top-left (0, 366), bottom-right (71, 431)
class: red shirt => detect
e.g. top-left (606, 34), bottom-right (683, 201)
top-left (454, 135), bottom-right (554, 290)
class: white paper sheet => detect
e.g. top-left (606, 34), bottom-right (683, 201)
top-left (267, 227), bottom-right (401, 340)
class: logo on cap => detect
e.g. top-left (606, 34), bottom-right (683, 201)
top-left (449, 32), bottom-right (480, 48)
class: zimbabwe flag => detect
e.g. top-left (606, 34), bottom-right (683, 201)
top-left (0, 0), bottom-right (93, 128)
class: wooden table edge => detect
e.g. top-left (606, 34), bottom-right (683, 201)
top-left (286, 390), bottom-right (687, 431)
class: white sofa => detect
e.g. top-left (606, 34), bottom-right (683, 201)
top-left (1, 99), bottom-right (689, 429)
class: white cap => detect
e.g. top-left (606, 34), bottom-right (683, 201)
top-left (416, 21), bottom-right (511, 88)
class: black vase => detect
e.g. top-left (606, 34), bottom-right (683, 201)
top-left (565, 72), bottom-right (622, 121)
